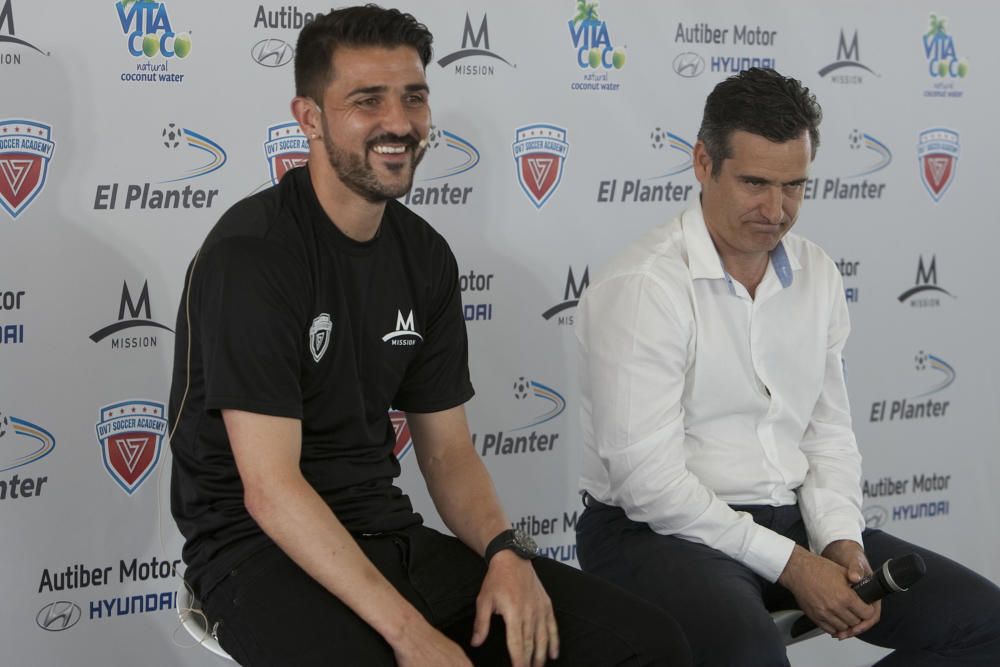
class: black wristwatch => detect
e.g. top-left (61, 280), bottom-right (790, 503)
top-left (484, 528), bottom-right (538, 563)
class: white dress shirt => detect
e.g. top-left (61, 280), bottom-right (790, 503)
top-left (576, 201), bottom-right (865, 582)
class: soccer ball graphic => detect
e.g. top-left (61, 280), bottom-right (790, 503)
top-left (0, 412), bottom-right (8, 438)
top-left (914, 350), bottom-right (927, 371)
top-left (425, 125), bottom-right (440, 150)
top-left (162, 123), bottom-right (184, 149)
top-left (513, 377), bottom-right (531, 400)
top-left (650, 127), bottom-right (665, 150)
top-left (848, 129), bottom-right (863, 150)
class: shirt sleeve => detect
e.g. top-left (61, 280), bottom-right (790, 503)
top-left (797, 270), bottom-right (866, 554)
top-left (578, 272), bottom-right (795, 582)
top-left (194, 237), bottom-right (310, 419)
top-left (392, 239), bottom-right (474, 413)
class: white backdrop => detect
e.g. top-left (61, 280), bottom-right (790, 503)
top-left (2, 1), bottom-right (996, 665)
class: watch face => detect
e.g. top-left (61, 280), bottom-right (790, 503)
top-left (512, 528), bottom-right (538, 556)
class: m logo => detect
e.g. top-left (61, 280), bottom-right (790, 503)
top-left (250, 38), bottom-right (294, 67)
top-left (512, 124), bottom-right (569, 209)
top-left (0, 119), bottom-right (55, 219)
top-left (90, 280), bottom-right (174, 343)
top-left (818, 29), bottom-right (878, 78)
top-left (95, 400), bottom-right (167, 495)
top-left (917, 128), bottom-right (959, 202)
top-left (36, 601), bottom-right (82, 632)
top-left (436, 12), bottom-right (513, 68)
top-left (309, 313), bottom-right (332, 362)
top-left (382, 310), bottom-right (423, 344)
top-left (0, 0), bottom-right (47, 54)
top-left (837, 29), bottom-right (860, 62)
top-left (542, 266), bottom-right (589, 320)
top-left (897, 255), bottom-right (955, 304)
top-left (264, 121), bottom-right (309, 186)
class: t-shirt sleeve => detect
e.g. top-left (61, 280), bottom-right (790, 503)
top-left (193, 237), bottom-right (309, 419)
top-left (392, 240), bottom-right (474, 413)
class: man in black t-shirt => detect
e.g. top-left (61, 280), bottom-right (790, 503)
top-left (169, 7), bottom-right (690, 667)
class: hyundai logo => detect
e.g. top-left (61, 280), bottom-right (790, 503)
top-left (36, 601), bottom-right (82, 632)
top-left (672, 52), bottom-right (705, 78)
top-left (251, 39), bottom-right (295, 68)
top-left (864, 505), bottom-right (889, 529)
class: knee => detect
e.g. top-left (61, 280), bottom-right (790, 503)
top-left (695, 609), bottom-right (787, 667)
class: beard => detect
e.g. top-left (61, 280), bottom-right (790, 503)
top-left (320, 113), bottom-right (424, 203)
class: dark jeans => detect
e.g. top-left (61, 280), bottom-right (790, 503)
top-left (576, 498), bottom-right (1000, 667)
top-left (202, 524), bottom-right (692, 666)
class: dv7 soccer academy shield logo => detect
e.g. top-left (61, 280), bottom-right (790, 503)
top-left (512, 124), bottom-right (569, 208)
top-left (95, 400), bottom-right (166, 494)
top-left (0, 119), bottom-right (55, 219)
top-left (265, 121), bottom-right (309, 186)
top-left (917, 128), bottom-right (959, 202)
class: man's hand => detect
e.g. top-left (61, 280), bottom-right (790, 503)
top-left (821, 540), bottom-right (882, 639)
top-left (471, 553), bottom-right (559, 667)
top-left (392, 618), bottom-right (472, 667)
top-left (778, 544), bottom-right (878, 639)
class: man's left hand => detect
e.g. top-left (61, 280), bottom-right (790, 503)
top-left (471, 552), bottom-right (559, 667)
top-left (822, 540), bottom-right (882, 639)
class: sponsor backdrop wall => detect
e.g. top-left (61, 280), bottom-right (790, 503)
top-left (2, 1), bottom-right (996, 665)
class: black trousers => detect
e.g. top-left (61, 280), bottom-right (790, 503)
top-left (202, 524), bottom-right (692, 666)
top-left (576, 499), bottom-right (1000, 667)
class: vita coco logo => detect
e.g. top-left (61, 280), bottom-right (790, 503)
top-left (0, 409), bottom-right (55, 503)
top-left (922, 14), bottom-right (967, 98)
top-left (93, 124), bottom-right (224, 211)
top-left (803, 129), bottom-right (891, 201)
top-left (472, 378), bottom-right (566, 457)
top-left (597, 127), bottom-right (695, 204)
top-left (869, 350), bottom-right (955, 423)
top-left (403, 124), bottom-right (479, 207)
top-left (116, 0), bottom-right (191, 84)
top-left (567, 1), bottom-right (626, 92)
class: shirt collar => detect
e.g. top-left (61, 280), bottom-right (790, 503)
top-left (681, 199), bottom-right (801, 291)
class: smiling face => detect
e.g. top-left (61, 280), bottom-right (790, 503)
top-left (694, 129), bottom-right (812, 268)
top-left (314, 45), bottom-right (430, 202)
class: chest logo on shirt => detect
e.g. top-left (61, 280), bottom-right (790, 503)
top-left (309, 313), bottom-right (333, 362)
top-left (382, 309), bottom-right (423, 347)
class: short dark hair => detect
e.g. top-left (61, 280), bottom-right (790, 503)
top-left (697, 68), bottom-right (822, 176)
top-left (295, 4), bottom-right (433, 102)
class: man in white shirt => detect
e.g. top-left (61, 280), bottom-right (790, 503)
top-left (575, 68), bottom-right (1000, 666)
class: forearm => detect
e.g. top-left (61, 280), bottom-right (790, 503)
top-left (245, 471), bottom-right (426, 648)
top-left (420, 444), bottom-right (510, 555)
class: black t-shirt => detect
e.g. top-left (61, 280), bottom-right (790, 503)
top-left (168, 166), bottom-right (474, 597)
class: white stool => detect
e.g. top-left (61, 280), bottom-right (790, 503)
top-left (176, 581), bottom-right (235, 662)
top-left (772, 609), bottom-right (824, 646)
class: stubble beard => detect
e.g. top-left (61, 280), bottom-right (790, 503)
top-left (320, 114), bottom-right (423, 203)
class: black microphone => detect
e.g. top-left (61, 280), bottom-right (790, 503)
top-left (790, 553), bottom-right (926, 638)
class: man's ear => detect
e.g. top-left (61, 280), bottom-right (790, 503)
top-left (291, 96), bottom-right (322, 142)
top-left (693, 140), bottom-right (714, 185)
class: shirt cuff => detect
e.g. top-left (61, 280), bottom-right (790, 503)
top-left (742, 523), bottom-right (797, 583)
top-left (806, 510), bottom-right (865, 555)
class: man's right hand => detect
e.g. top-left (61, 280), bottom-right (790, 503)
top-left (392, 619), bottom-right (472, 667)
top-left (777, 545), bottom-right (877, 638)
